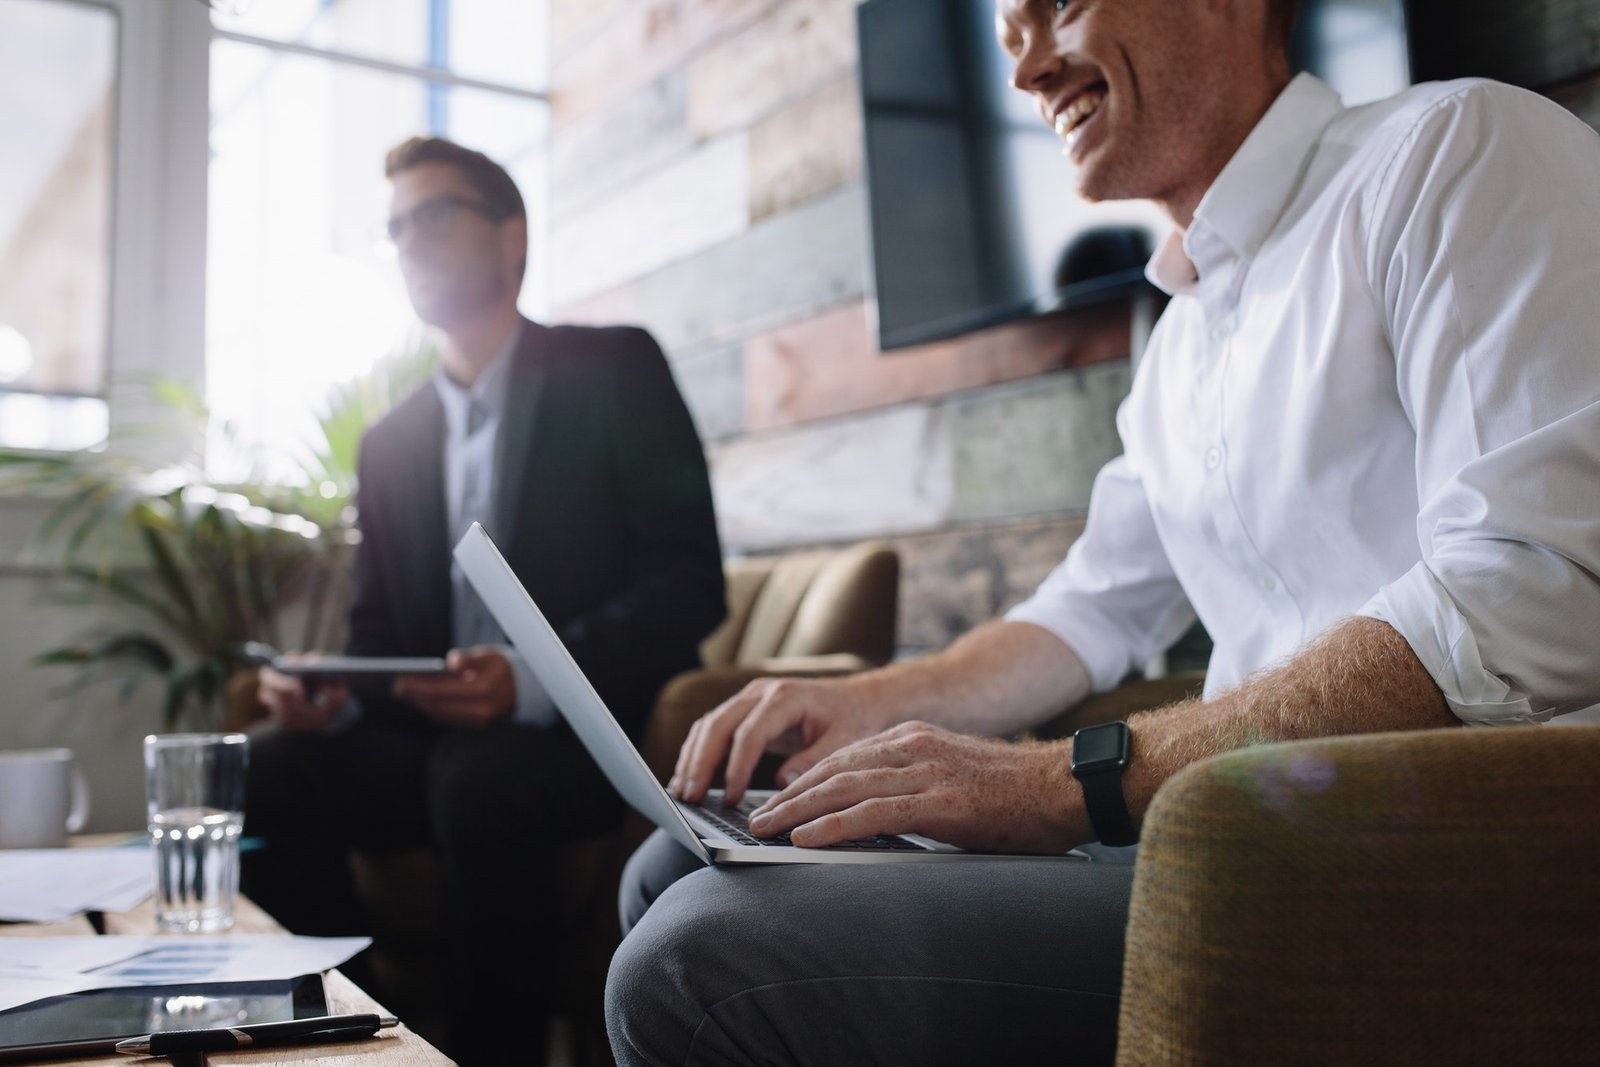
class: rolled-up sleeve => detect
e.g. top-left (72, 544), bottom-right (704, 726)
top-left (1357, 84), bottom-right (1600, 724)
top-left (1362, 404), bottom-right (1600, 724)
top-left (1007, 448), bottom-right (1195, 694)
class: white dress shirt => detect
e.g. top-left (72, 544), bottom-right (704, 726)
top-left (1009, 74), bottom-right (1600, 725)
top-left (434, 322), bottom-right (557, 727)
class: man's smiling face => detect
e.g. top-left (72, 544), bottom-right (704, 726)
top-left (995, 0), bottom-right (1285, 225)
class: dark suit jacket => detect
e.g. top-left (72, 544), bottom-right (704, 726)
top-left (344, 319), bottom-right (726, 740)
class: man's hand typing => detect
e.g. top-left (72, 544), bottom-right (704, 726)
top-left (746, 722), bottom-right (1086, 855)
top-left (670, 622), bottom-right (1096, 809)
top-left (670, 675), bottom-right (900, 806)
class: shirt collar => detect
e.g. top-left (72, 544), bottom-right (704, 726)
top-left (434, 320), bottom-right (523, 438)
top-left (1146, 73), bottom-right (1345, 295)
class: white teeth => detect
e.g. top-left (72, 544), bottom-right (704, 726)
top-left (1053, 89), bottom-right (1107, 147)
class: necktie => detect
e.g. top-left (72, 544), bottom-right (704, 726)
top-left (452, 398), bottom-right (501, 648)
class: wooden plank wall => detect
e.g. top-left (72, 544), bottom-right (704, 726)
top-left (546, 0), bottom-right (1133, 654)
top-left (546, 0), bottom-right (1600, 656)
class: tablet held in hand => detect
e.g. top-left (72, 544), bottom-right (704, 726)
top-left (270, 656), bottom-right (449, 681)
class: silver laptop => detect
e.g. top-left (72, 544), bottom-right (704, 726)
top-left (455, 523), bottom-right (1082, 866)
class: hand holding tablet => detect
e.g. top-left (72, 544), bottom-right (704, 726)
top-left (268, 655), bottom-right (450, 682)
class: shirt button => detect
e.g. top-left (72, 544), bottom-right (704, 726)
top-left (1257, 575), bottom-right (1277, 592)
top-left (1210, 318), bottom-right (1233, 342)
top-left (1204, 446), bottom-right (1223, 470)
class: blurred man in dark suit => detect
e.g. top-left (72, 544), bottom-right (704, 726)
top-left (245, 136), bottom-right (725, 1066)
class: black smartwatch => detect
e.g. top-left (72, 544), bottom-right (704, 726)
top-left (1071, 720), bottom-right (1137, 846)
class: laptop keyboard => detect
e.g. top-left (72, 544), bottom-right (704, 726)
top-left (689, 795), bottom-right (928, 851)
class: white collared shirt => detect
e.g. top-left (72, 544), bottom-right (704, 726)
top-left (1009, 74), bottom-right (1600, 724)
top-left (434, 322), bottom-right (557, 727)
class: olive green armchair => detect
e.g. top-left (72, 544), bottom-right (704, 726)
top-left (635, 539), bottom-right (901, 787)
top-left (1116, 723), bottom-right (1600, 1065)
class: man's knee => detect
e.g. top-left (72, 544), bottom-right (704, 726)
top-left (619, 830), bottom-right (705, 936)
top-left (426, 740), bottom-right (512, 849)
top-left (607, 868), bottom-right (739, 1067)
top-left (243, 726), bottom-right (327, 835)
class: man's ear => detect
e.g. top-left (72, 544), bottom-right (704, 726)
top-left (501, 214), bottom-right (529, 277)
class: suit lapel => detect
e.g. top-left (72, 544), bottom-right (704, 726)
top-left (406, 386), bottom-right (453, 648)
top-left (493, 319), bottom-right (553, 558)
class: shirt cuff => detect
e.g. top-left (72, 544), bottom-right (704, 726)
top-left (1359, 562), bottom-right (1546, 726)
top-left (498, 646), bottom-right (560, 727)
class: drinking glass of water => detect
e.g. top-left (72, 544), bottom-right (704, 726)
top-left (143, 733), bottom-right (249, 933)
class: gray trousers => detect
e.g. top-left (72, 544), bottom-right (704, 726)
top-left (606, 831), bottom-right (1137, 1066)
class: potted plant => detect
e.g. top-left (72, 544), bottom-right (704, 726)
top-left (0, 337), bottom-right (436, 730)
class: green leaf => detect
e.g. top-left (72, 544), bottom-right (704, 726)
top-left (164, 660), bottom-right (228, 730)
top-left (32, 647), bottom-right (94, 668)
top-left (92, 633), bottom-right (177, 674)
top-left (36, 632), bottom-right (175, 674)
top-left (61, 564), bottom-right (187, 635)
top-left (133, 512), bottom-right (200, 631)
top-left (39, 479), bottom-right (118, 553)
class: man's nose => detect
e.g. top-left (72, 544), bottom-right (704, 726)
top-left (391, 221), bottom-right (423, 259)
top-left (1011, 34), bottom-right (1063, 93)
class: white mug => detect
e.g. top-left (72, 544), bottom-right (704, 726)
top-left (0, 748), bottom-right (91, 848)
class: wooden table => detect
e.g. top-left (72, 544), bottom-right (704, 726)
top-left (1, 887), bottom-right (452, 1065)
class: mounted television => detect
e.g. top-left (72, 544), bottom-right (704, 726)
top-left (858, 0), bottom-right (1412, 351)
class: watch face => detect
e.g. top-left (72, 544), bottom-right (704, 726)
top-left (1074, 723), bottom-right (1130, 769)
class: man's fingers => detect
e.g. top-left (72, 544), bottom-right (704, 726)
top-left (258, 667), bottom-right (304, 699)
top-left (752, 729), bottom-right (930, 822)
top-left (678, 686), bottom-right (764, 803)
top-left (446, 645), bottom-right (501, 671)
top-left (791, 794), bottom-right (921, 848)
top-left (721, 694), bottom-right (805, 805)
top-left (670, 718), bottom-right (705, 797)
top-left (753, 745), bottom-right (851, 816)
top-left (773, 739), bottom-right (832, 790)
top-left (750, 766), bottom-right (921, 838)
top-left (679, 712), bottom-right (732, 803)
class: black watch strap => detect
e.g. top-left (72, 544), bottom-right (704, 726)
top-left (1071, 721), bottom-right (1137, 847)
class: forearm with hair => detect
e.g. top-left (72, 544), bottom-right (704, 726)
top-left (1123, 615), bottom-right (1458, 822)
top-left (845, 619), bottom-right (1094, 739)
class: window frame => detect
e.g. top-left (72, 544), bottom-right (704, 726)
top-left (4, 0), bottom-right (550, 465)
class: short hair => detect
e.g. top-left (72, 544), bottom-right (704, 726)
top-left (1267, 0), bottom-right (1301, 54)
top-left (384, 136), bottom-right (525, 221)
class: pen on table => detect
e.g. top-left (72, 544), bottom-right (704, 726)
top-left (113, 1013), bottom-right (400, 1056)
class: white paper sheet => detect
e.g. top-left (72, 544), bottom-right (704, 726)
top-left (0, 848), bottom-right (152, 923)
top-left (0, 934), bottom-right (370, 1013)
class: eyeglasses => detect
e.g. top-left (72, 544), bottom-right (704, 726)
top-left (384, 195), bottom-right (503, 244)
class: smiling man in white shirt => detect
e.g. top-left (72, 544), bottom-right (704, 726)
top-left (605, 0), bottom-right (1600, 1063)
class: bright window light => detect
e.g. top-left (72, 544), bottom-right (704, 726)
top-left (205, 2), bottom-right (549, 484)
top-left (0, 0), bottom-right (115, 451)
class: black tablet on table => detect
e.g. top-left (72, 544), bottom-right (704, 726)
top-left (0, 975), bottom-right (327, 1062)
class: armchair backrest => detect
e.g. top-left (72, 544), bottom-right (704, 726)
top-left (700, 541), bottom-right (900, 669)
top-left (1116, 724), bottom-right (1600, 1065)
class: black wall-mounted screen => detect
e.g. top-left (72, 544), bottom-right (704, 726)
top-left (1407, 0), bottom-right (1600, 89)
top-left (858, 0), bottom-right (1412, 351)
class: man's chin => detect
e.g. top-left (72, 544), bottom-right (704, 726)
top-left (1073, 157), bottom-right (1138, 206)
top-left (407, 296), bottom-right (466, 331)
